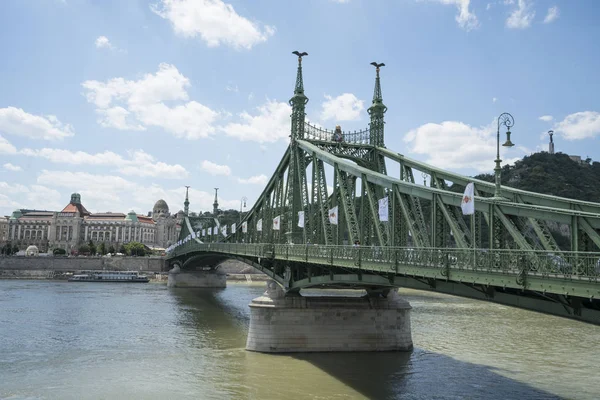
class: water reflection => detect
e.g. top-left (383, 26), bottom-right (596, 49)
top-left (1, 281), bottom-right (598, 399)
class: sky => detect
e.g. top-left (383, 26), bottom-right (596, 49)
top-left (1, 0), bottom-right (599, 217)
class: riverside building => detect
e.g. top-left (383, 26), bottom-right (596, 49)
top-left (2, 193), bottom-right (181, 253)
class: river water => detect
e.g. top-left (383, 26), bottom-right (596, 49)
top-left (0, 280), bottom-right (598, 400)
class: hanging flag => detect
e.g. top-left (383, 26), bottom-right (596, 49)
top-left (202, 229), bottom-right (205, 237)
top-left (329, 206), bottom-right (339, 225)
top-left (213, 226), bottom-right (218, 235)
top-left (298, 211), bottom-right (305, 228)
top-left (257, 219), bottom-right (263, 232)
top-left (378, 197), bottom-right (389, 222)
top-left (273, 215), bottom-right (281, 230)
top-left (221, 226), bottom-right (227, 235)
top-left (232, 223), bottom-right (236, 234)
top-left (461, 182), bottom-right (475, 215)
top-left (242, 221), bottom-right (248, 233)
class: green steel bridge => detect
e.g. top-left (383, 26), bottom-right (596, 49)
top-left (167, 54), bottom-right (600, 325)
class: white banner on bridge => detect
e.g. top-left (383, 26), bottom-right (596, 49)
top-left (222, 226), bottom-right (227, 235)
top-left (202, 229), bottom-right (205, 237)
top-left (257, 219), bottom-right (263, 231)
top-left (461, 182), bottom-right (475, 215)
top-left (231, 223), bottom-right (236, 234)
top-left (378, 197), bottom-right (389, 222)
top-left (242, 221), bottom-right (247, 233)
top-left (213, 226), bottom-right (218, 235)
top-left (329, 206), bottom-right (338, 225)
top-left (298, 211), bottom-right (305, 228)
top-left (273, 215), bottom-right (281, 230)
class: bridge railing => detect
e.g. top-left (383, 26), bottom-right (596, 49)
top-left (304, 122), bottom-right (370, 145)
top-left (169, 243), bottom-right (600, 281)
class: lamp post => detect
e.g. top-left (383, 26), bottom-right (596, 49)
top-left (494, 112), bottom-right (515, 198)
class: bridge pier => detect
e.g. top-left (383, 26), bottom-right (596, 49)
top-left (246, 281), bottom-right (412, 353)
top-left (167, 265), bottom-right (226, 288)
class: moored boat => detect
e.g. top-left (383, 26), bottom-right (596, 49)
top-left (68, 271), bottom-right (149, 283)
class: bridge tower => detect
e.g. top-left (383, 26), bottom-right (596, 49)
top-left (368, 62), bottom-right (387, 147)
top-left (286, 51), bottom-right (310, 244)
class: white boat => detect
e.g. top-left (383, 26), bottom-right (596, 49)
top-left (68, 271), bottom-right (149, 283)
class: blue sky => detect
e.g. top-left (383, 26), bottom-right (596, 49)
top-left (1, 0), bottom-right (599, 217)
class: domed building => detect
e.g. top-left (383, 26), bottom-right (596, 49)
top-left (151, 200), bottom-right (180, 249)
top-left (152, 199), bottom-right (169, 220)
top-left (3, 193), bottom-right (181, 252)
top-left (25, 245), bottom-right (39, 256)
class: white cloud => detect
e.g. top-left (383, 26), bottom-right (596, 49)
top-left (201, 160), bottom-right (231, 176)
top-left (82, 63), bottom-right (220, 139)
top-left (33, 171), bottom-right (238, 214)
top-left (0, 182), bottom-right (29, 194)
top-left (237, 174), bottom-right (268, 185)
top-left (492, 97), bottom-right (497, 103)
top-left (543, 6), bottom-right (559, 24)
top-left (150, 0), bottom-right (275, 50)
top-left (331, 0), bottom-right (350, 3)
top-left (539, 115), bottom-right (553, 122)
top-left (0, 182), bottom-right (61, 213)
top-left (320, 93), bottom-right (364, 121)
top-left (225, 83), bottom-right (239, 92)
top-left (430, 0), bottom-right (479, 31)
top-left (20, 147), bottom-right (188, 179)
top-left (553, 111), bottom-right (600, 140)
top-left (221, 100), bottom-right (291, 143)
top-left (97, 107), bottom-right (145, 131)
top-left (403, 120), bottom-right (520, 172)
top-left (3, 163), bottom-right (22, 172)
top-left (26, 185), bottom-right (63, 210)
top-left (506, 0), bottom-right (534, 29)
top-left (95, 36), bottom-right (113, 49)
top-left (0, 107), bottom-right (74, 140)
top-left (0, 135), bottom-right (17, 154)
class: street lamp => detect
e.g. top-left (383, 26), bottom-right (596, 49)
top-left (494, 112), bottom-right (515, 198)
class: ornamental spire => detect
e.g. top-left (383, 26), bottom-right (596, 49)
top-left (290, 51), bottom-right (309, 141)
top-left (368, 62), bottom-right (387, 147)
top-left (184, 185), bottom-right (190, 216)
top-left (291, 51), bottom-right (308, 97)
top-left (212, 188), bottom-right (219, 216)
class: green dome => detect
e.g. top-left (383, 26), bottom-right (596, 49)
top-left (125, 210), bottom-right (138, 222)
top-left (10, 209), bottom-right (22, 219)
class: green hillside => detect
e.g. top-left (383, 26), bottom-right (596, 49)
top-left (474, 152), bottom-right (600, 202)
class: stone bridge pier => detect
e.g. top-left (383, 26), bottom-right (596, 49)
top-left (246, 280), bottom-right (413, 352)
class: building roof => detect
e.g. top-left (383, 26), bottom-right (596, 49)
top-left (61, 202), bottom-right (91, 216)
top-left (138, 215), bottom-right (155, 224)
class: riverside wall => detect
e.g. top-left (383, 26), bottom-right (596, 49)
top-left (0, 256), bottom-right (166, 279)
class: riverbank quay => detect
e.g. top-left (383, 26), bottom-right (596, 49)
top-left (0, 256), bottom-right (267, 281)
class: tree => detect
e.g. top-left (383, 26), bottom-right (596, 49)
top-left (118, 244), bottom-right (126, 254)
top-left (78, 244), bottom-right (90, 254)
top-left (12, 244), bottom-right (19, 254)
top-left (108, 245), bottom-right (116, 255)
top-left (53, 248), bottom-right (66, 256)
top-left (1, 243), bottom-right (13, 255)
top-left (124, 241), bottom-right (146, 256)
top-left (99, 242), bottom-right (107, 255)
top-left (88, 240), bottom-right (97, 255)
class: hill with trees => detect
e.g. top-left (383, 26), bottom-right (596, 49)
top-left (474, 152), bottom-right (600, 202)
